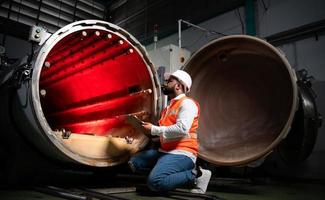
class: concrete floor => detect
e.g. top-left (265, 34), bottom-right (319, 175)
top-left (1, 179), bottom-right (324, 200)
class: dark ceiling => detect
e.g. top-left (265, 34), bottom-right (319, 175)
top-left (0, 0), bottom-right (245, 45)
top-left (0, 0), bottom-right (106, 41)
top-left (108, 0), bottom-right (245, 44)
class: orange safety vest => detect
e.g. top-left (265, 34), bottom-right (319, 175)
top-left (158, 96), bottom-right (200, 156)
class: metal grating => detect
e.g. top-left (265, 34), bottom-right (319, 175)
top-left (0, 0), bottom-right (107, 33)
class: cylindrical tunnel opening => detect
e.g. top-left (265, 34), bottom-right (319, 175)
top-left (32, 21), bottom-right (160, 166)
top-left (184, 35), bottom-right (297, 166)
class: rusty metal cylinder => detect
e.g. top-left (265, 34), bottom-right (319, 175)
top-left (183, 35), bottom-right (298, 166)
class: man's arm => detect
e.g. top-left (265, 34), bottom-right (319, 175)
top-left (150, 99), bottom-right (198, 139)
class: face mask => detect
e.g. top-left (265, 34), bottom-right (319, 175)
top-left (161, 85), bottom-right (173, 95)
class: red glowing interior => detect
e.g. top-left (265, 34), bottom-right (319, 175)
top-left (39, 29), bottom-right (154, 136)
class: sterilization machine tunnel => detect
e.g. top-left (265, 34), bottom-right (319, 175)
top-left (1, 20), bottom-right (161, 167)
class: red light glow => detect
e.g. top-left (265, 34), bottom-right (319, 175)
top-left (40, 29), bottom-right (153, 136)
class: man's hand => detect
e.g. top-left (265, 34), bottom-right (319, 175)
top-left (141, 122), bottom-right (152, 137)
top-left (142, 122), bottom-right (152, 132)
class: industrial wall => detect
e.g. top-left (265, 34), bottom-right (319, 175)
top-left (0, 34), bottom-right (31, 59)
top-left (146, 0), bottom-right (325, 179)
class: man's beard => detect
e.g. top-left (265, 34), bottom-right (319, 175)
top-left (161, 86), bottom-right (173, 95)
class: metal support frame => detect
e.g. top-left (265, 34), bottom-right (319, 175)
top-left (34, 185), bottom-right (225, 200)
top-left (36, 0), bottom-right (43, 25)
top-left (73, 0), bottom-right (78, 22)
top-left (34, 186), bottom-right (130, 200)
top-left (136, 184), bottom-right (224, 200)
top-left (244, 0), bottom-right (256, 36)
top-left (177, 19), bottom-right (225, 49)
top-left (266, 19), bottom-right (325, 46)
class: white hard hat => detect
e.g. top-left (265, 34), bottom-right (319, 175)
top-left (165, 70), bottom-right (192, 93)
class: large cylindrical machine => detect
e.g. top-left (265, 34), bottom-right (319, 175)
top-left (0, 20), bottom-right (321, 171)
top-left (0, 20), bottom-right (161, 167)
top-left (184, 35), bottom-right (321, 166)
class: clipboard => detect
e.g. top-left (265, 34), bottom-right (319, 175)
top-left (125, 115), bottom-right (144, 129)
top-left (125, 115), bottom-right (151, 136)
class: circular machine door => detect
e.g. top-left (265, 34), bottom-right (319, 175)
top-left (183, 35), bottom-right (298, 166)
top-left (31, 20), bottom-right (161, 167)
top-left (278, 69), bottom-right (322, 164)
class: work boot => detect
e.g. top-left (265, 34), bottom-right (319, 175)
top-left (190, 166), bottom-right (212, 194)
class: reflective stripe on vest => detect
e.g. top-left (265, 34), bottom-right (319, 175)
top-left (158, 96), bottom-right (200, 156)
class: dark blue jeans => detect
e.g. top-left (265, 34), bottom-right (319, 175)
top-left (128, 149), bottom-right (196, 192)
